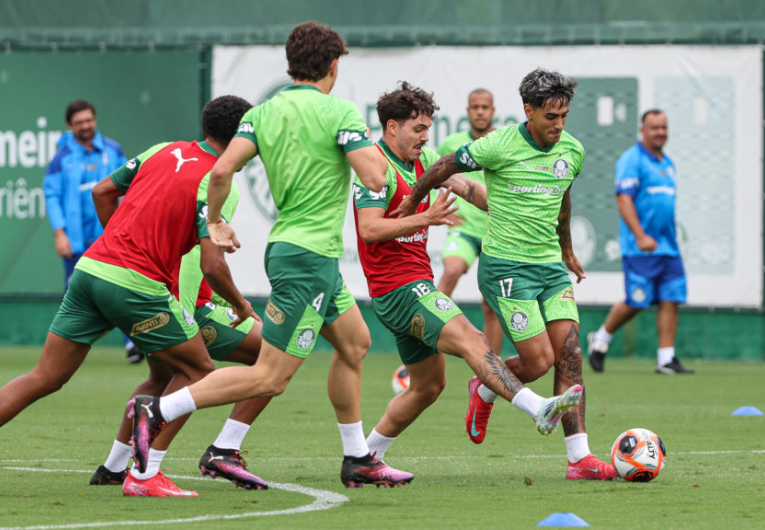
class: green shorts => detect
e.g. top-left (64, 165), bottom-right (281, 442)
top-left (50, 269), bottom-right (198, 353)
top-left (442, 231), bottom-right (482, 268)
top-left (372, 279), bottom-right (463, 365)
top-left (478, 255), bottom-right (579, 343)
top-left (195, 302), bottom-right (255, 361)
top-left (262, 242), bottom-right (355, 358)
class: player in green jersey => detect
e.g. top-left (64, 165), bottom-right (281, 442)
top-left (355, 82), bottom-right (583, 468)
top-left (397, 68), bottom-right (618, 480)
top-left (436, 89), bottom-right (503, 356)
top-left (129, 21), bottom-right (413, 488)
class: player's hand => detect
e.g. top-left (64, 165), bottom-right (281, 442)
top-left (563, 252), bottom-right (587, 284)
top-left (54, 229), bottom-right (73, 259)
top-left (425, 188), bottom-right (459, 226)
top-left (636, 234), bottom-right (658, 252)
top-left (208, 220), bottom-right (240, 253)
top-left (391, 193), bottom-right (420, 218)
top-left (229, 299), bottom-right (255, 328)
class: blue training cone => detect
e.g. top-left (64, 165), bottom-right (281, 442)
top-left (537, 512), bottom-right (590, 527)
top-left (732, 406), bottom-right (764, 416)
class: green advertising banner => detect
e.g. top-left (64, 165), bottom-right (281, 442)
top-left (0, 50), bottom-right (203, 294)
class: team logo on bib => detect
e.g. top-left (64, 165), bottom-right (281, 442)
top-left (410, 314), bottom-right (426, 340)
top-left (200, 326), bottom-right (217, 347)
top-left (631, 287), bottom-right (647, 303)
top-left (182, 308), bottom-right (196, 327)
top-left (434, 298), bottom-right (454, 311)
top-left (296, 329), bottom-right (316, 350)
top-left (552, 158), bottom-right (570, 179)
top-left (130, 312), bottom-right (170, 336)
top-left (510, 311), bottom-right (529, 332)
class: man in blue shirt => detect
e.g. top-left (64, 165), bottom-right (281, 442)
top-left (43, 99), bottom-right (142, 364)
top-left (587, 110), bottom-right (693, 374)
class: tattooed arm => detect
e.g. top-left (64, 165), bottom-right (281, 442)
top-left (557, 188), bottom-right (586, 283)
top-left (442, 174), bottom-right (488, 211)
top-left (393, 152), bottom-right (462, 217)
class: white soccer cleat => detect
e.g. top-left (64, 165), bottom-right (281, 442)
top-left (535, 384), bottom-right (583, 436)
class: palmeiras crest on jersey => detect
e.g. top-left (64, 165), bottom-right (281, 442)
top-left (244, 78), bottom-right (293, 223)
top-left (552, 158), bottom-right (570, 179)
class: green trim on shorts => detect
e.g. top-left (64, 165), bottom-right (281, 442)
top-left (51, 269), bottom-right (198, 353)
top-left (478, 255), bottom-right (578, 343)
top-left (372, 280), bottom-right (462, 365)
top-left (442, 231), bottom-right (482, 267)
top-left (195, 303), bottom-right (254, 361)
top-left (75, 256), bottom-right (168, 297)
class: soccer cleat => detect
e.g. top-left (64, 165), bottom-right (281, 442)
top-left (127, 395), bottom-right (166, 473)
top-left (126, 343), bottom-right (144, 364)
top-left (656, 357), bottom-right (695, 374)
top-left (340, 453), bottom-right (414, 488)
top-left (465, 376), bottom-right (494, 444)
top-left (566, 454), bottom-right (619, 481)
top-left (587, 332), bottom-right (608, 373)
top-left (199, 445), bottom-right (268, 490)
top-left (89, 465), bottom-right (128, 485)
top-left (123, 471), bottom-right (198, 497)
top-left (536, 384), bottom-right (583, 436)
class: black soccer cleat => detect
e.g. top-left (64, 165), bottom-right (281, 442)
top-left (127, 395), bottom-right (166, 473)
top-left (89, 465), bottom-right (128, 485)
top-left (199, 445), bottom-right (268, 490)
top-left (656, 357), bottom-right (695, 374)
top-left (340, 453), bottom-right (414, 488)
top-left (126, 343), bottom-right (144, 364)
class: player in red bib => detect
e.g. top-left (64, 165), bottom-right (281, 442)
top-left (353, 82), bottom-right (584, 469)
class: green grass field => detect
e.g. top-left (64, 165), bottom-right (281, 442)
top-left (0, 345), bottom-right (764, 529)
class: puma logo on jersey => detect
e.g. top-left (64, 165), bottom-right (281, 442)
top-left (171, 148), bottom-right (199, 172)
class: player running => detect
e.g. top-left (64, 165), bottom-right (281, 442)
top-left (89, 182), bottom-right (270, 491)
top-left (128, 21), bottom-right (413, 489)
top-left (0, 95), bottom-right (257, 497)
top-left (396, 69), bottom-right (618, 480)
top-left (355, 82), bottom-right (583, 466)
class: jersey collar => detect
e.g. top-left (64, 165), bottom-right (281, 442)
top-left (378, 139), bottom-right (414, 170)
top-left (284, 84), bottom-right (323, 94)
top-left (198, 140), bottom-right (218, 157)
top-left (519, 121), bottom-right (555, 153)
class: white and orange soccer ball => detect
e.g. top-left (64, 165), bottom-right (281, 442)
top-left (611, 428), bottom-right (667, 482)
top-left (391, 365), bottom-right (410, 395)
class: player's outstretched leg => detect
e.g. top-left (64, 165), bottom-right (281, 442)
top-left (465, 376), bottom-right (494, 444)
top-left (127, 395), bottom-right (166, 473)
top-left (536, 385), bottom-right (583, 436)
top-left (199, 445), bottom-right (268, 490)
top-left (123, 471), bottom-right (198, 497)
top-left (340, 453), bottom-right (414, 488)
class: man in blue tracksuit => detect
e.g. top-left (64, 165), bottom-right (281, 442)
top-left (43, 99), bottom-right (143, 364)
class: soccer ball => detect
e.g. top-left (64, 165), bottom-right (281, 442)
top-left (391, 365), bottom-right (410, 395)
top-left (611, 428), bottom-right (667, 482)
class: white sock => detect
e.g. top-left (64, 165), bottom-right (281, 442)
top-left (511, 388), bottom-right (544, 420)
top-left (159, 387), bottom-right (197, 423)
top-left (366, 428), bottom-right (396, 461)
top-left (104, 440), bottom-right (132, 473)
top-left (338, 421), bottom-right (369, 458)
top-left (565, 433), bottom-right (591, 463)
top-left (213, 419), bottom-right (250, 451)
top-left (657, 347), bottom-right (675, 366)
top-left (129, 448), bottom-right (166, 480)
top-left (593, 325), bottom-right (613, 344)
top-left (478, 384), bottom-right (498, 404)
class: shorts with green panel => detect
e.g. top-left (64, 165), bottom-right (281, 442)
top-left (478, 255), bottom-right (578, 343)
top-left (50, 269), bottom-right (198, 353)
top-left (262, 242), bottom-right (355, 358)
top-left (442, 231), bottom-right (483, 268)
top-left (195, 302), bottom-right (255, 361)
top-left (372, 279), bottom-right (463, 365)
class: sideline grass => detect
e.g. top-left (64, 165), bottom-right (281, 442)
top-left (0, 346), bottom-right (764, 529)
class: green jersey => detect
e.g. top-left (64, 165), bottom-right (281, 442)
top-left (236, 84), bottom-right (373, 258)
top-left (455, 123), bottom-right (584, 264)
top-left (437, 130), bottom-right (489, 239)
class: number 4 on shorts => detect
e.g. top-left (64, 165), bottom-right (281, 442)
top-left (312, 293), bottom-right (325, 312)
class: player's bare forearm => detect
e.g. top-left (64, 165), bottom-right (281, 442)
top-left (207, 164), bottom-right (234, 224)
top-left (92, 176), bottom-right (122, 227)
top-left (200, 239), bottom-right (248, 310)
top-left (410, 154), bottom-right (462, 204)
top-left (556, 188), bottom-right (574, 255)
top-left (443, 174), bottom-right (488, 211)
top-left (358, 212), bottom-right (431, 243)
top-left (347, 146), bottom-right (387, 192)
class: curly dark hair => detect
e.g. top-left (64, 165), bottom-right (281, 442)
top-left (65, 99), bottom-right (95, 124)
top-left (286, 21), bottom-right (348, 81)
top-left (376, 81), bottom-right (439, 127)
top-left (519, 68), bottom-right (578, 109)
top-left (202, 95), bottom-right (253, 146)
